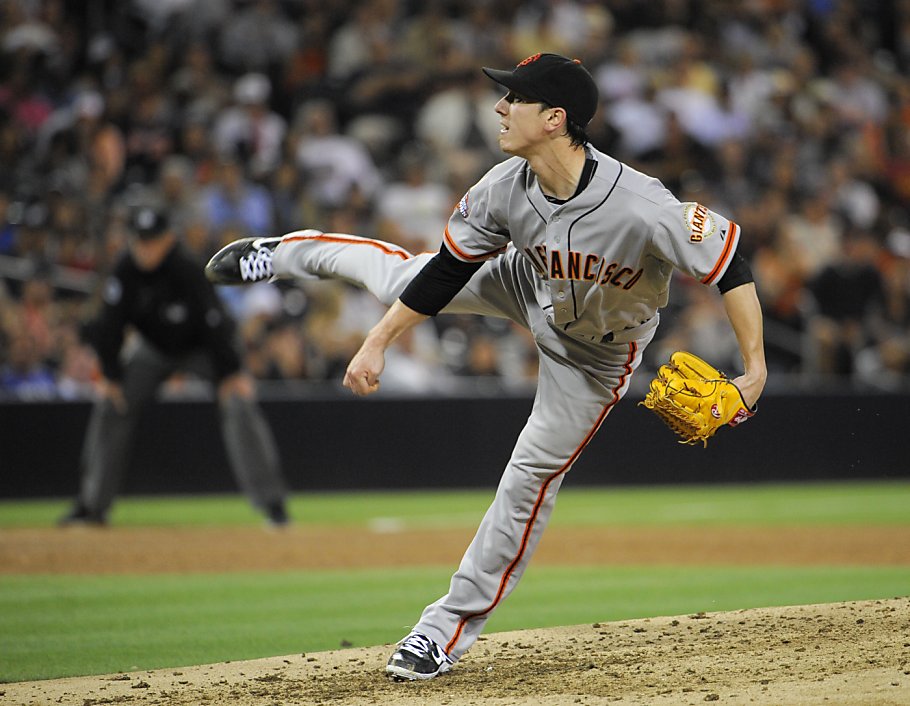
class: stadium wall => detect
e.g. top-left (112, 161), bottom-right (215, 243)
top-left (3, 392), bottom-right (906, 499)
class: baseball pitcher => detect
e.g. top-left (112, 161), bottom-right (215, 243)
top-left (207, 53), bottom-right (766, 680)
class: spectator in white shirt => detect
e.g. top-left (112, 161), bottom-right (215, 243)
top-left (213, 73), bottom-right (287, 180)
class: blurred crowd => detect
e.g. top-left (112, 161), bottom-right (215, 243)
top-left (2, 0), bottom-right (910, 401)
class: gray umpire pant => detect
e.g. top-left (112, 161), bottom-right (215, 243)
top-left (77, 338), bottom-right (286, 516)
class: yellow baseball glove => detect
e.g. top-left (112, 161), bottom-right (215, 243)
top-left (640, 351), bottom-right (755, 447)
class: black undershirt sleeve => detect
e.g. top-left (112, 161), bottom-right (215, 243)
top-left (716, 249), bottom-right (754, 294)
top-left (399, 245), bottom-right (483, 316)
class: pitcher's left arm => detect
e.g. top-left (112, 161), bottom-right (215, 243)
top-left (722, 282), bottom-right (766, 408)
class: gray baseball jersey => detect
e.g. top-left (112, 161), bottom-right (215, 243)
top-left (270, 144), bottom-right (742, 663)
top-left (444, 147), bottom-right (740, 342)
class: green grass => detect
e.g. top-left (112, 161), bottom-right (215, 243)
top-left (3, 479), bottom-right (909, 528)
top-left (2, 565), bottom-right (909, 683)
top-left (1, 480), bottom-right (908, 683)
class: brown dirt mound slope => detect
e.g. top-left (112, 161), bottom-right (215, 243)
top-left (4, 598), bottom-right (908, 705)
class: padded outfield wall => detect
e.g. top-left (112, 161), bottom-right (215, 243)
top-left (2, 389), bottom-right (907, 498)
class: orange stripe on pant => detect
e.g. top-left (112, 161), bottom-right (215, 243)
top-left (444, 341), bottom-right (639, 656)
top-left (282, 232), bottom-right (413, 261)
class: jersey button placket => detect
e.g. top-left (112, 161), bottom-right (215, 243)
top-left (547, 213), bottom-right (572, 324)
top-left (556, 288), bottom-right (568, 317)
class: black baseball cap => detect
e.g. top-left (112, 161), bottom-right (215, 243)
top-left (128, 205), bottom-right (170, 240)
top-left (482, 53), bottom-right (599, 127)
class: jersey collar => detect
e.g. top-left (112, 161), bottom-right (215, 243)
top-left (525, 147), bottom-right (622, 216)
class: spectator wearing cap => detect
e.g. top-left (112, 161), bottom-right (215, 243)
top-left (213, 73), bottom-right (287, 180)
top-left (58, 204), bottom-right (290, 527)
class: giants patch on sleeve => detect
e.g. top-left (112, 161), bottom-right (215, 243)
top-left (683, 202), bottom-right (717, 243)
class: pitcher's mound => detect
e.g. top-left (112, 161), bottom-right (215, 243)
top-left (5, 597), bottom-right (907, 705)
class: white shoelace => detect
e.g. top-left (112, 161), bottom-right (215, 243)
top-left (239, 247), bottom-right (273, 281)
top-left (398, 632), bottom-right (451, 664)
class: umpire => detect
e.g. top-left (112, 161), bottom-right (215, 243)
top-left (59, 204), bottom-right (290, 526)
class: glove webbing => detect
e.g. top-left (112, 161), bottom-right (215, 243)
top-left (643, 376), bottom-right (727, 447)
top-left (643, 396), bottom-right (704, 446)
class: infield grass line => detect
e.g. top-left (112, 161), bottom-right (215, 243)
top-left (1, 480), bottom-right (909, 528)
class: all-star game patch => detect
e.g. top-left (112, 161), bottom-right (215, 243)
top-left (457, 191), bottom-right (470, 218)
top-left (683, 202), bottom-right (716, 243)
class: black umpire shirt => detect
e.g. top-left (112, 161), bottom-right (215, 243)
top-left (87, 243), bottom-right (242, 383)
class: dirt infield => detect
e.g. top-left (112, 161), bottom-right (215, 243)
top-left (3, 524), bottom-right (910, 574)
top-left (2, 525), bottom-right (909, 705)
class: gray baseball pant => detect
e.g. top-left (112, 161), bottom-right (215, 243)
top-left (273, 231), bottom-right (651, 659)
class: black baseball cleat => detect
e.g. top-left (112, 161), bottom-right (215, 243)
top-left (205, 236), bottom-right (283, 285)
top-left (264, 502), bottom-right (291, 529)
top-left (386, 631), bottom-right (454, 681)
top-left (57, 503), bottom-right (108, 527)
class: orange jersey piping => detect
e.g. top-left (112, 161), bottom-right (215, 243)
top-left (701, 221), bottom-right (739, 285)
top-left (443, 226), bottom-right (507, 262)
